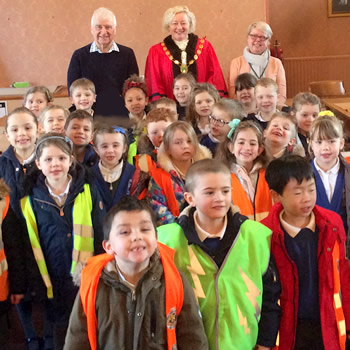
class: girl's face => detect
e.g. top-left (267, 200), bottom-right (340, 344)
top-left (209, 107), bottom-right (231, 140)
top-left (94, 133), bottom-right (126, 169)
top-left (168, 129), bottom-right (195, 163)
top-left (6, 112), bottom-right (38, 152)
top-left (236, 87), bottom-right (255, 106)
top-left (294, 104), bottom-right (320, 134)
top-left (36, 145), bottom-right (72, 185)
top-left (229, 128), bottom-right (263, 170)
top-left (42, 109), bottom-right (66, 134)
top-left (173, 78), bottom-right (192, 106)
top-left (194, 92), bottom-right (215, 118)
top-left (310, 136), bottom-right (344, 172)
top-left (124, 88), bottom-right (148, 117)
top-left (24, 92), bottom-right (48, 118)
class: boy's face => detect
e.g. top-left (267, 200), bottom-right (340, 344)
top-left (147, 120), bottom-right (172, 148)
top-left (103, 210), bottom-right (157, 273)
top-left (65, 118), bottom-right (93, 146)
top-left (173, 78), bottom-right (192, 106)
top-left (42, 109), bottom-right (66, 134)
top-left (209, 107), bottom-right (231, 140)
top-left (273, 178), bottom-right (316, 227)
top-left (70, 87), bottom-right (96, 111)
top-left (255, 86), bottom-right (278, 116)
top-left (124, 88), bottom-right (148, 117)
top-left (264, 117), bottom-right (296, 148)
top-left (185, 172), bottom-right (232, 222)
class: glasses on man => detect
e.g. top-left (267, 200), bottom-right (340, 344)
top-left (248, 34), bottom-right (268, 41)
top-left (209, 115), bottom-right (230, 127)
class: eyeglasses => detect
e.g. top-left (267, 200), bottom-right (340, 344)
top-left (209, 115), bottom-right (230, 127)
top-left (248, 34), bottom-right (268, 41)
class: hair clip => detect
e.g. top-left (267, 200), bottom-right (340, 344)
top-left (112, 126), bottom-right (126, 135)
top-left (318, 110), bottom-right (335, 117)
top-left (227, 119), bottom-right (241, 140)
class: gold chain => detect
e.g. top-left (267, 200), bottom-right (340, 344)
top-left (161, 39), bottom-right (205, 74)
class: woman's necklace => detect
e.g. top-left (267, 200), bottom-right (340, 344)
top-left (248, 50), bottom-right (270, 79)
top-left (161, 38), bottom-right (205, 74)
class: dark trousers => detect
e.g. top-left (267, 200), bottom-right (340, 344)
top-left (294, 319), bottom-right (324, 350)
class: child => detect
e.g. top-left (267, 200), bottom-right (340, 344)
top-left (64, 196), bottom-right (208, 350)
top-left (69, 78), bottom-right (96, 115)
top-left (24, 86), bottom-right (53, 119)
top-left (148, 121), bottom-right (211, 225)
top-left (309, 114), bottom-right (350, 258)
top-left (291, 92), bottom-right (321, 157)
top-left (39, 105), bottom-right (69, 134)
top-left (123, 74), bottom-right (149, 127)
top-left (0, 107), bottom-right (39, 214)
top-left (19, 133), bottom-right (105, 349)
top-left (135, 107), bottom-right (177, 172)
top-left (245, 78), bottom-right (278, 131)
top-left (152, 96), bottom-right (178, 115)
top-left (157, 159), bottom-right (281, 350)
top-left (264, 111), bottom-right (305, 161)
top-left (186, 83), bottom-right (220, 135)
top-left (173, 73), bottom-right (196, 119)
top-left (216, 120), bottom-right (271, 221)
top-left (200, 99), bottom-right (245, 155)
top-left (262, 155), bottom-right (350, 350)
top-left (91, 125), bottom-right (148, 211)
top-left (234, 73), bottom-right (258, 115)
top-left (65, 110), bottom-right (98, 167)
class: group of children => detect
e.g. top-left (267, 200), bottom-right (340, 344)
top-left (0, 70), bottom-right (349, 350)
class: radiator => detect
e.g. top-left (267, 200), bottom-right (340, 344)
top-left (283, 55), bottom-right (350, 98)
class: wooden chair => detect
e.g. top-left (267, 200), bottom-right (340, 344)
top-left (309, 80), bottom-right (346, 98)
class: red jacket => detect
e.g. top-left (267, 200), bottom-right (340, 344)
top-left (261, 203), bottom-right (350, 350)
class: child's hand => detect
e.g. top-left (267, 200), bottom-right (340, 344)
top-left (10, 294), bottom-right (24, 304)
top-left (254, 346), bottom-right (272, 350)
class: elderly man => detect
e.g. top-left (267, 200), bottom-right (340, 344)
top-left (67, 7), bottom-right (139, 117)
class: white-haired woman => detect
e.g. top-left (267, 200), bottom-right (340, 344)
top-left (145, 5), bottom-right (227, 102)
top-left (228, 21), bottom-right (286, 105)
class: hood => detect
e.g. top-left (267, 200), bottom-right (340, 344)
top-left (0, 179), bottom-right (10, 199)
top-left (157, 144), bottom-right (212, 173)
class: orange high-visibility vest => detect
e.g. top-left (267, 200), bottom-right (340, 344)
top-left (80, 242), bottom-right (184, 350)
top-left (231, 168), bottom-right (272, 221)
top-left (0, 195), bottom-right (10, 301)
top-left (135, 153), bottom-right (157, 173)
top-left (150, 168), bottom-right (180, 217)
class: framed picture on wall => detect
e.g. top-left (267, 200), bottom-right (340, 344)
top-left (328, 0), bottom-right (350, 17)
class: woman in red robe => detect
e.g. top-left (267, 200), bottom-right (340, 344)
top-left (145, 5), bottom-right (227, 102)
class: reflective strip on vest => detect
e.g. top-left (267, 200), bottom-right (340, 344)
top-left (80, 242), bottom-right (184, 350)
top-left (332, 241), bottom-right (346, 350)
top-left (21, 184), bottom-right (94, 299)
top-left (231, 169), bottom-right (272, 221)
top-left (71, 184), bottom-right (94, 274)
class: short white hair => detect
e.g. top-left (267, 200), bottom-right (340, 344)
top-left (91, 7), bottom-right (117, 27)
top-left (162, 6), bottom-right (196, 33)
top-left (248, 21), bottom-right (273, 39)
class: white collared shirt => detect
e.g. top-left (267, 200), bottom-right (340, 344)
top-left (90, 41), bottom-right (119, 54)
top-left (313, 158), bottom-right (340, 202)
top-left (193, 210), bottom-right (227, 242)
top-left (45, 175), bottom-right (72, 206)
top-left (279, 210), bottom-right (316, 237)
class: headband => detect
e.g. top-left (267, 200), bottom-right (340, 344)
top-left (35, 136), bottom-right (73, 156)
top-left (122, 80), bottom-right (146, 97)
top-left (112, 126), bottom-right (126, 135)
top-left (227, 119), bottom-right (241, 140)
